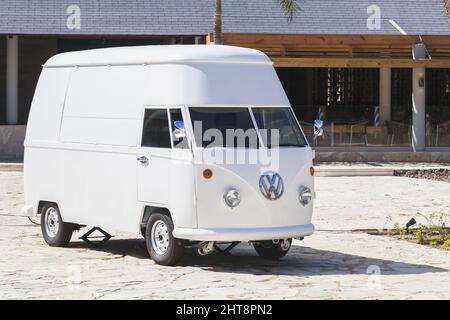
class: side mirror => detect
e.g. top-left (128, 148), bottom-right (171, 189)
top-left (314, 120), bottom-right (324, 137)
top-left (173, 121), bottom-right (187, 139)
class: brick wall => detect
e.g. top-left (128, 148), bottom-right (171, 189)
top-left (0, 125), bottom-right (26, 160)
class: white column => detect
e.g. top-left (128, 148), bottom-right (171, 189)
top-left (412, 67), bottom-right (426, 151)
top-left (6, 35), bottom-right (19, 125)
top-left (379, 68), bottom-right (391, 123)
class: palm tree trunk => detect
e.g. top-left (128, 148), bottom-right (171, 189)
top-left (214, 0), bottom-right (223, 45)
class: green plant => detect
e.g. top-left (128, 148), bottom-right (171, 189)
top-left (413, 212), bottom-right (449, 246)
top-left (394, 223), bottom-right (407, 237)
top-left (393, 212), bottom-right (449, 249)
top-left (442, 239), bottom-right (450, 250)
top-left (438, 228), bottom-right (448, 243)
top-left (415, 226), bottom-right (427, 245)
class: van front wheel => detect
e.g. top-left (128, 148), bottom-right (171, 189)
top-left (145, 213), bottom-right (184, 266)
top-left (41, 203), bottom-right (74, 247)
top-left (253, 239), bottom-right (292, 260)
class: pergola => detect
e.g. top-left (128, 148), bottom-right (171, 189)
top-left (208, 33), bottom-right (450, 151)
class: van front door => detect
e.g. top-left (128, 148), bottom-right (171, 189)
top-left (137, 107), bottom-right (173, 205)
top-left (137, 108), bottom-right (195, 227)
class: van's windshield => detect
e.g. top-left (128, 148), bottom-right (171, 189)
top-left (188, 107), bottom-right (307, 148)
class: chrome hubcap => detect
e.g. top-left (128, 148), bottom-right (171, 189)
top-left (151, 220), bottom-right (170, 255)
top-left (44, 208), bottom-right (60, 238)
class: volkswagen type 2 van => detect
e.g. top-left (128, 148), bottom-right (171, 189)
top-left (23, 45), bottom-right (318, 265)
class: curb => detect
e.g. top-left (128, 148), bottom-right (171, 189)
top-left (315, 167), bottom-right (394, 177)
top-left (0, 164), bottom-right (23, 172)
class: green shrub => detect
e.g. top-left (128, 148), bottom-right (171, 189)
top-left (442, 239), bottom-right (450, 251)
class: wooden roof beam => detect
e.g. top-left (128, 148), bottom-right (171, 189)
top-left (272, 57), bottom-right (450, 68)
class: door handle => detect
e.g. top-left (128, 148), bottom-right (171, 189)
top-left (137, 156), bottom-right (149, 166)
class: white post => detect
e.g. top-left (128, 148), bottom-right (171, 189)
top-left (379, 68), bottom-right (391, 123)
top-left (6, 35), bottom-right (19, 125)
top-left (412, 67), bottom-right (426, 151)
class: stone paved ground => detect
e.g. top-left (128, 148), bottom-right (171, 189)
top-left (0, 172), bottom-right (449, 299)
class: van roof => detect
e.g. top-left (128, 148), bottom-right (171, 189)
top-left (44, 45), bottom-right (272, 68)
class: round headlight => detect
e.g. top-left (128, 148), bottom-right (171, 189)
top-left (299, 186), bottom-right (312, 206)
top-left (223, 189), bottom-right (241, 208)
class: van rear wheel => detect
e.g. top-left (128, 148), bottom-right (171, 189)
top-left (253, 239), bottom-right (292, 260)
top-left (145, 213), bottom-right (184, 266)
top-left (41, 203), bottom-right (74, 247)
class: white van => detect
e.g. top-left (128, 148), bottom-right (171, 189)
top-left (23, 45), bottom-right (319, 265)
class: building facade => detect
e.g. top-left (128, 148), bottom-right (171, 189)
top-left (1, 0), bottom-right (450, 161)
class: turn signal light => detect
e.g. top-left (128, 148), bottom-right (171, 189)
top-left (203, 169), bottom-right (213, 179)
top-left (310, 166), bottom-right (315, 176)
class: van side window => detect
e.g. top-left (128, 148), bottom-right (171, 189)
top-left (170, 109), bottom-right (189, 149)
top-left (141, 109), bottom-right (171, 148)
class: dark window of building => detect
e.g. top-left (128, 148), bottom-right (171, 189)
top-left (325, 68), bottom-right (379, 124)
top-left (277, 67), bottom-right (380, 145)
top-left (426, 69), bottom-right (450, 147)
top-left (391, 68), bottom-right (412, 123)
top-left (426, 69), bottom-right (450, 120)
top-left (141, 109), bottom-right (171, 148)
top-left (276, 68), bottom-right (328, 123)
top-left (276, 67), bottom-right (379, 124)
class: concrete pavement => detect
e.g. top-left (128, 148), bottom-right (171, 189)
top-left (0, 172), bottom-right (449, 299)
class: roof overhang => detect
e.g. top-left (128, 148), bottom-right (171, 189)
top-left (220, 33), bottom-right (450, 68)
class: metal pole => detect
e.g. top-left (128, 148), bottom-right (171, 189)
top-left (6, 35), bottom-right (19, 125)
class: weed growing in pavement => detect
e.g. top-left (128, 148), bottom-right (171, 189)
top-left (393, 212), bottom-right (449, 250)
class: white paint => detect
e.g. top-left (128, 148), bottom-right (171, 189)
top-left (6, 36), bottom-right (19, 125)
top-left (44, 45), bottom-right (272, 68)
top-left (389, 19), bottom-right (407, 35)
top-left (23, 45), bottom-right (315, 243)
top-left (412, 67), bottom-right (426, 151)
top-left (379, 68), bottom-right (391, 123)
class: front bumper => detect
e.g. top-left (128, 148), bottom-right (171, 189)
top-left (173, 223), bottom-right (315, 241)
top-left (20, 205), bottom-right (35, 217)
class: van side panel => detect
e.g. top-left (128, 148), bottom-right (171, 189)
top-left (25, 68), bottom-right (71, 142)
top-left (57, 66), bottom-right (146, 233)
top-left (24, 68), bottom-right (72, 215)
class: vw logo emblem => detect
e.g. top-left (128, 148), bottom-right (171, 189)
top-left (259, 172), bottom-right (284, 200)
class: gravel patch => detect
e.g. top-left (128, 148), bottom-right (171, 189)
top-left (394, 169), bottom-right (450, 183)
